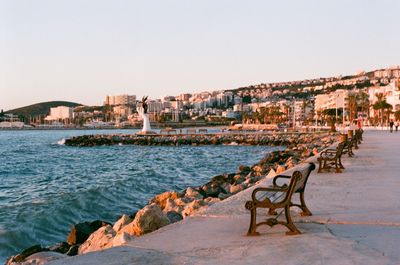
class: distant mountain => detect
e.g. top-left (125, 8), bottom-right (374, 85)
top-left (5, 101), bottom-right (83, 119)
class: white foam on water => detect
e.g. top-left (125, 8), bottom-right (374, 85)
top-left (57, 138), bottom-right (66, 145)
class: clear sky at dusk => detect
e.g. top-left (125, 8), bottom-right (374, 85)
top-left (1, 0), bottom-right (399, 110)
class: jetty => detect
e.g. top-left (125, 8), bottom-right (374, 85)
top-left (41, 129), bottom-right (400, 265)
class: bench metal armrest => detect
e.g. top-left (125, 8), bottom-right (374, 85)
top-left (272, 174), bottom-right (290, 188)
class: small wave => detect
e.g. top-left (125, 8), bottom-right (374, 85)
top-left (57, 138), bottom-right (66, 145)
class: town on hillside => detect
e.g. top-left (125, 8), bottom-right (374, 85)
top-left (1, 66), bottom-right (400, 129)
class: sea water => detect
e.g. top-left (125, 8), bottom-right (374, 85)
top-left (0, 129), bottom-right (279, 262)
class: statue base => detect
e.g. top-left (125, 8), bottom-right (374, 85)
top-left (136, 113), bottom-right (156, 135)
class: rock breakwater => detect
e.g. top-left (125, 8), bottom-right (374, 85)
top-left (65, 132), bottom-right (328, 147)
top-left (6, 132), bottom-right (338, 265)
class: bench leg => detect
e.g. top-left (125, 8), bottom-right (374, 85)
top-left (335, 160), bottom-right (342, 173)
top-left (284, 205), bottom-right (301, 235)
top-left (245, 201), bottom-right (260, 236)
top-left (348, 148), bottom-right (353, 157)
top-left (338, 157), bottom-right (344, 169)
top-left (299, 192), bottom-right (312, 216)
top-left (317, 159), bottom-right (323, 173)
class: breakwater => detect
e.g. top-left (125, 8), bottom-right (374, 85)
top-left (6, 131), bottom-right (339, 265)
top-left (65, 132), bottom-right (328, 147)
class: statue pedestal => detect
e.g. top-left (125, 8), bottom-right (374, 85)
top-left (136, 113), bottom-right (156, 135)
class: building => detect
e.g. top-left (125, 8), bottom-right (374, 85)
top-left (113, 105), bottom-right (132, 117)
top-left (45, 106), bottom-right (73, 121)
top-left (314, 90), bottom-right (348, 113)
top-left (148, 100), bottom-right (164, 113)
top-left (368, 80), bottom-right (400, 118)
top-left (105, 94), bottom-right (136, 106)
top-left (374, 66), bottom-right (400, 79)
top-left (177, 93), bottom-right (191, 101)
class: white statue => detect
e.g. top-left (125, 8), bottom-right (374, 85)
top-left (137, 96), bottom-right (154, 134)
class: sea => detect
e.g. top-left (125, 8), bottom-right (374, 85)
top-left (0, 129), bottom-right (280, 262)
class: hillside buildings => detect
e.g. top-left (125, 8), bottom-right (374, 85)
top-left (6, 66), bottom-right (400, 128)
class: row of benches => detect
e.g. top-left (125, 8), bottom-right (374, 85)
top-left (245, 129), bottom-right (363, 236)
top-left (317, 129), bottom-right (363, 173)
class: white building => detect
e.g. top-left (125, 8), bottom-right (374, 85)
top-left (368, 80), bottom-right (400, 117)
top-left (315, 90), bottom-right (348, 113)
top-left (45, 106), bottom-right (73, 121)
top-left (105, 94), bottom-right (136, 106)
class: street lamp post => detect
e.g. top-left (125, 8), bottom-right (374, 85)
top-left (342, 97), bottom-right (345, 133)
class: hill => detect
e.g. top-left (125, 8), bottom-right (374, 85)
top-left (5, 101), bottom-right (83, 119)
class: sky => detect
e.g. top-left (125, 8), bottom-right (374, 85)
top-left (1, 0), bottom-right (399, 111)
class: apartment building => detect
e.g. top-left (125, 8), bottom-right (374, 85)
top-left (105, 94), bottom-right (136, 106)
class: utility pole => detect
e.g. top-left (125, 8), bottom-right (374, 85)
top-left (292, 98), bottom-right (296, 130)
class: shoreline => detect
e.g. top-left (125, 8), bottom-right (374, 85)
top-left (5, 131), bottom-right (339, 265)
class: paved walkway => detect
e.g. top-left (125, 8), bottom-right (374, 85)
top-left (50, 130), bottom-right (400, 265)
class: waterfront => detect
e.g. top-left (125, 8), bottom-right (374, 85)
top-left (0, 130), bottom-right (277, 262)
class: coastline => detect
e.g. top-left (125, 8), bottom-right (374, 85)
top-left (5, 131), bottom-right (339, 265)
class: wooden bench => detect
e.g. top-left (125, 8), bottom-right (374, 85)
top-left (317, 143), bottom-right (345, 173)
top-left (342, 137), bottom-right (354, 157)
top-left (245, 162), bottom-right (316, 236)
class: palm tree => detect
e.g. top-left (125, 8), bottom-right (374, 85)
top-left (395, 110), bottom-right (400, 121)
top-left (357, 91), bottom-right (370, 119)
top-left (373, 93), bottom-right (393, 126)
top-left (323, 108), bottom-right (339, 132)
top-left (346, 94), bottom-right (358, 122)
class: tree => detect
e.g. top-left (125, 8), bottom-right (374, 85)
top-left (372, 93), bottom-right (392, 125)
top-left (394, 110), bottom-right (400, 121)
top-left (323, 108), bottom-right (342, 132)
top-left (357, 91), bottom-right (370, 118)
top-left (346, 93), bottom-right (358, 122)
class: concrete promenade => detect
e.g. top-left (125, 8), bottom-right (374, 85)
top-left (50, 130), bottom-right (400, 265)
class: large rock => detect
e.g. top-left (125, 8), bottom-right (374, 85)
top-left (276, 165), bottom-right (286, 174)
top-left (65, 245), bottom-right (79, 256)
top-left (163, 198), bottom-right (183, 214)
top-left (238, 165), bottom-right (251, 174)
top-left (201, 183), bottom-right (221, 198)
top-left (10, 251), bottom-right (66, 265)
top-left (233, 174), bottom-right (245, 185)
top-left (150, 191), bottom-right (181, 210)
top-left (122, 203), bottom-right (170, 236)
top-left (182, 199), bottom-right (206, 217)
top-left (6, 245), bottom-right (48, 264)
top-left (113, 214), bottom-right (133, 233)
top-left (67, 220), bottom-right (109, 245)
top-left (229, 184), bottom-right (244, 195)
top-left (166, 211), bottom-right (183, 223)
top-left (78, 225), bottom-right (116, 254)
top-left (184, 187), bottom-right (203, 200)
top-left (48, 242), bottom-right (70, 254)
top-left (112, 231), bottom-right (134, 247)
